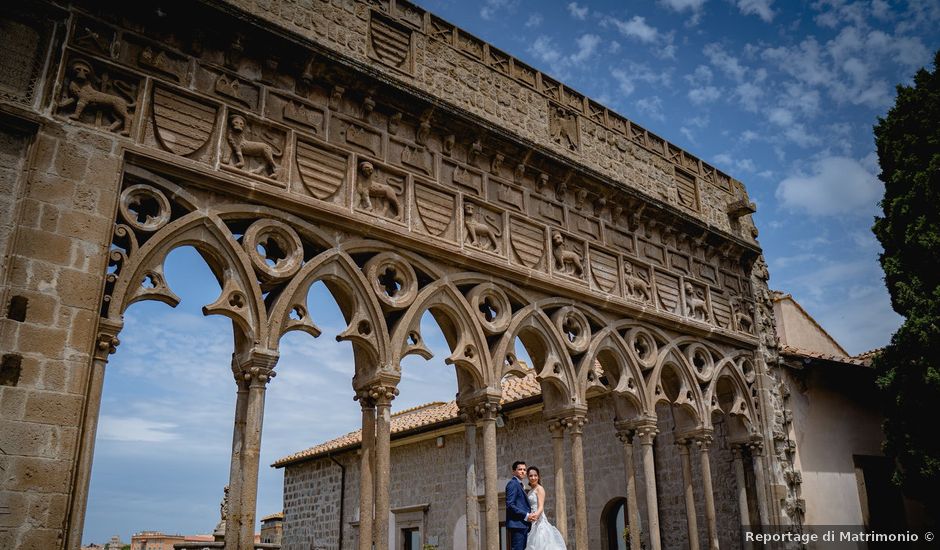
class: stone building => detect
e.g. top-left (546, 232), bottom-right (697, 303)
top-left (275, 295), bottom-right (910, 550)
top-left (0, 0), bottom-right (874, 549)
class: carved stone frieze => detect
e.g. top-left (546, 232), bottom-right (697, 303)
top-left (356, 161), bottom-right (405, 222)
top-left (57, 56), bottom-right (139, 136)
top-left (463, 201), bottom-right (502, 253)
top-left (222, 112), bottom-right (286, 181)
top-left (148, 84), bottom-right (218, 160)
top-left (551, 231), bottom-right (585, 280)
top-left (413, 181), bottom-right (456, 240)
top-left (293, 139), bottom-right (348, 203)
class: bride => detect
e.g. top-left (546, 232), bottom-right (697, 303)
top-left (525, 466), bottom-right (567, 550)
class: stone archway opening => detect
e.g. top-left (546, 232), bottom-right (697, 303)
top-left (84, 245), bottom-right (236, 542)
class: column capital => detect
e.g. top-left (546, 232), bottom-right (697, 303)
top-left (457, 402), bottom-right (479, 424)
top-left (94, 331), bottom-right (121, 361)
top-left (747, 437), bottom-right (765, 456)
top-left (675, 438), bottom-right (692, 454)
top-left (692, 430), bottom-right (715, 451)
top-left (475, 399), bottom-right (501, 421)
top-left (635, 423), bottom-right (658, 445)
top-left (561, 414), bottom-right (587, 434)
top-left (367, 383), bottom-right (399, 405)
top-left (353, 389), bottom-right (377, 408)
top-left (548, 419), bottom-right (567, 437)
top-left (614, 425), bottom-right (635, 444)
top-left (233, 348), bottom-right (279, 386)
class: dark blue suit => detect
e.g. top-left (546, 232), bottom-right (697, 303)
top-left (505, 476), bottom-right (530, 550)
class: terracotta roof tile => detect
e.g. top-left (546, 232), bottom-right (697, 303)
top-left (274, 371), bottom-right (541, 467)
top-left (779, 345), bottom-right (871, 367)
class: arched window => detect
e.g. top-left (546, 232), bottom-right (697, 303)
top-left (601, 497), bottom-right (629, 550)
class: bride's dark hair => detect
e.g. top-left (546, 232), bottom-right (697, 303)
top-left (526, 466), bottom-right (541, 484)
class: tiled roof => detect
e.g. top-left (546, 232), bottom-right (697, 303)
top-left (854, 347), bottom-right (883, 361)
top-left (273, 371), bottom-right (542, 467)
top-left (260, 511), bottom-right (284, 522)
top-left (779, 345), bottom-right (871, 367)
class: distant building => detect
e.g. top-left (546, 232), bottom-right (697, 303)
top-left (260, 512), bottom-right (284, 545)
top-left (131, 532), bottom-right (217, 550)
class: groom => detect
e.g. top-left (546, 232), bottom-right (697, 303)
top-left (505, 460), bottom-right (534, 550)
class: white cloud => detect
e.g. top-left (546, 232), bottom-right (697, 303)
top-left (776, 156), bottom-right (882, 216)
top-left (734, 82), bottom-right (763, 111)
top-left (660, 0), bottom-right (707, 11)
top-left (525, 13), bottom-right (543, 28)
top-left (570, 33), bottom-right (602, 63)
top-left (688, 85), bottom-right (721, 104)
top-left (611, 63), bottom-right (671, 96)
top-left (704, 43), bottom-right (747, 81)
top-left (480, 0), bottom-right (517, 20)
top-left (99, 416), bottom-right (178, 443)
top-left (529, 36), bottom-right (563, 64)
top-left (635, 96), bottom-right (665, 120)
top-left (567, 2), bottom-right (589, 20)
top-left (735, 0), bottom-right (775, 22)
top-left (608, 15), bottom-right (660, 43)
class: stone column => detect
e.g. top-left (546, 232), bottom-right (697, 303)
top-left (355, 391), bottom-right (377, 550)
top-left (236, 350), bottom-right (278, 550)
top-left (732, 445), bottom-right (752, 550)
top-left (749, 440), bottom-right (769, 527)
top-left (224, 375), bottom-right (249, 550)
top-left (677, 438), bottom-right (701, 550)
top-left (548, 420), bottom-right (568, 541)
top-left (695, 433), bottom-right (719, 550)
top-left (614, 424), bottom-right (642, 550)
top-left (460, 405), bottom-right (481, 550)
top-left (372, 384), bottom-right (398, 550)
top-left (66, 328), bottom-right (120, 550)
top-left (477, 399), bottom-right (501, 550)
top-left (564, 415), bottom-right (589, 550)
top-left (636, 423), bottom-right (662, 550)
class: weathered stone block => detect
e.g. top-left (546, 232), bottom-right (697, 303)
top-left (16, 324), bottom-right (67, 358)
top-left (5, 456), bottom-right (71, 493)
top-left (0, 387), bottom-right (28, 419)
top-left (52, 142), bottom-right (89, 181)
top-left (57, 268), bottom-right (101, 310)
top-left (23, 391), bottom-right (83, 427)
top-left (17, 227), bottom-right (72, 265)
top-left (0, 420), bottom-right (57, 457)
top-left (28, 173), bottom-right (75, 205)
top-left (18, 526), bottom-right (62, 550)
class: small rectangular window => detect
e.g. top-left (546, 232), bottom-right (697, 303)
top-left (401, 527), bottom-right (420, 550)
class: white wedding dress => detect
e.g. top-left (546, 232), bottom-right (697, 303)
top-left (525, 488), bottom-right (567, 550)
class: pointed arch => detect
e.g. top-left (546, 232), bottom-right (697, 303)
top-left (646, 345), bottom-right (706, 429)
top-left (108, 212), bottom-right (265, 349)
top-left (266, 248), bottom-right (389, 384)
top-left (703, 353), bottom-right (758, 436)
top-left (389, 279), bottom-right (493, 399)
top-left (579, 326), bottom-right (650, 418)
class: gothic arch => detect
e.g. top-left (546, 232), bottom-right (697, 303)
top-left (579, 326), bottom-right (650, 419)
top-left (108, 211), bottom-right (266, 352)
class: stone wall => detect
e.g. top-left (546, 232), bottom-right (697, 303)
top-left (282, 396), bottom-right (746, 550)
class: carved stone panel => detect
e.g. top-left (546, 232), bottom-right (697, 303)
top-left (413, 181), bottom-right (456, 241)
top-left (294, 139), bottom-right (348, 204)
top-left (550, 230), bottom-right (586, 281)
top-left (674, 168), bottom-right (700, 212)
top-left (655, 270), bottom-right (681, 315)
top-left (570, 210), bottom-right (601, 240)
top-left (531, 194), bottom-right (566, 226)
top-left (56, 55), bottom-right (141, 137)
top-left (354, 160), bottom-right (407, 224)
top-left (442, 158), bottom-right (483, 196)
top-left (148, 84), bottom-right (219, 161)
top-left (682, 280), bottom-right (710, 323)
top-left (390, 138), bottom-right (435, 178)
top-left (330, 115), bottom-right (384, 159)
top-left (267, 92), bottom-right (326, 136)
top-left (70, 17), bottom-right (115, 56)
top-left (463, 199), bottom-right (503, 255)
top-left (669, 251), bottom-right (691, 276)
top-left (549, 104), bottom-right (580, 151)
top-left (195, 64), bottom-right (260, 111)
top-left (509, 216), bottom-right (545, 271)
top-left (120, 36), bottom-right (189, 83)
top-left (588, 246), bottom-right (619, 295)
top-left (487, 177), bottom-right (525, 213)
top-left (695, 259), bottom-right (719, 286)
top-left (712, 289), bottom-right (733, 330)
top-left (368, 11), bottom-right (413, 74)
top-left (606, 226), bottom-right (635, 256)
top-left (0, 14), bottom-right (51, 105)
top-left (639, 238), bottom-right (666, 267)
top-left (623, 259), bottom-right (653, 304)
top-left (221, 111), bottom-right (288, 184)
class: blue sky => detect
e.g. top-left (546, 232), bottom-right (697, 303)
top-left (82, 0), bottom-right (938, 543)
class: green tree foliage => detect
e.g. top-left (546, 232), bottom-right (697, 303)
top-left (872, 50), bottom-right (940, 519)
